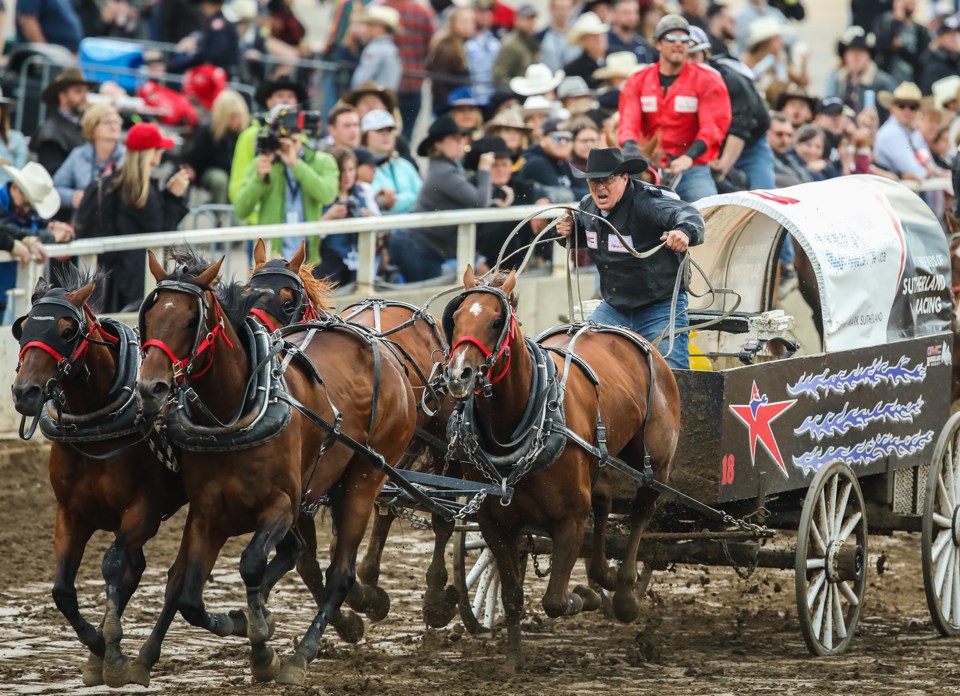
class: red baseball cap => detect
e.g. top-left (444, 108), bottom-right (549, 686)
top-left (126, 122), bottom-right (176, 152)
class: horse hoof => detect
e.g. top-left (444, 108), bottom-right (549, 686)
top-left (126, 658), bottom-right (151, 688)
top-left (250, 644), bottom-right (281, 683)
top-left (275, 654), bottom-right (307, 686)
top-left (573, 584), bottom-right (602, 612)
top-left (228, 609), bottom-right (249, 637)
top-left (566, 592), bottom-right (584, 616)
top-left (334, 609), bottom-right (365, 644)
top-left (102, 645), bottom-right (130, 689)
top-left (366, 586), bottom-right (391, 622)
top-left (422, 585), bottom-right (459, 628)
top-left (504, 653), bottom-right (525, 674)
top-left (81, 653), bottom-right (104, 687)
top-left (612, 588), bottom-right (640, 624)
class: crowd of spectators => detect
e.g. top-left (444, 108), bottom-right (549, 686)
top-left (1, 0), bottom-right (959, 316)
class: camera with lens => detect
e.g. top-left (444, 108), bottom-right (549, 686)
top-left (344, 196), bottom-right (364, 218)
top-left (255, 106), bottom-right (323, 155)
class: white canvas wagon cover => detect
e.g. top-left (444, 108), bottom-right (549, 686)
top-left (691, 175), bottom-right (952, 352)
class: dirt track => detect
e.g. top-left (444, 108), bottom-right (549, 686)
top-left (2, 439), bottom-right (960, 696)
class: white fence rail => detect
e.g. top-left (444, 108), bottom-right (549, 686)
top-left (4, 205), bottom-right (569, 317)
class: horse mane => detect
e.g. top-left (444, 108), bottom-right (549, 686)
top-left (252, 256), bottom-right (336, 311)
top-left (166, 246), bottom-right (265, 331)
top-left (32, 265), bottom-right (108, 312)
top-left (480, 271), bottom-right (519, 309)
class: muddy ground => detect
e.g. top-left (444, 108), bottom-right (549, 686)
top-left (1, 440), bottom-right (960, 696)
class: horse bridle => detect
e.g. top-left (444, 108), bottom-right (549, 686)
top-left (442, 286), bottom-right (518, 395)
top-left (12, 290), bottom-right (119, 437)
top-left (139, 278), bottom-right (233, 383)
top-left (248, 262), bottom-right (319, 330)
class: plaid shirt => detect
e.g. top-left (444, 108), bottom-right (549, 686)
top-left (384, 0), bottom-right (438, 92)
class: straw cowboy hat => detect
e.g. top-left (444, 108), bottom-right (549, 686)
top-left (878, 81), bottom-right (923, 109)
top-left (353, 5), bottom-right (401, 32)
top-left (341, 81), bottom-right (398, 114)
top-left (571, 147), bottom-right (647, 179)
top-left (746, 16), bottom-right (788, 49)
top-left (2, 162), bottom-right (61, 219)
top-left (483, 106), bottom-right (533, 135)
top-left (42, 67), bottom-right (98, 105)
top-left (509, 63), bottom-right (565, 97)
top-left (568, 11), bottom-right (609, 45)
top-left (593, 51), bottom-right (645, 81)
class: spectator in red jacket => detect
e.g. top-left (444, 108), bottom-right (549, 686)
top-left (618, 14), bottom-right (732, 201)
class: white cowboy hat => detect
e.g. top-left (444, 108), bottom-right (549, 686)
top-left (557, 76), bottom-right (595, 100)
top-left (593, 51), bottom-right (645, 81)
top-left (568, 11), bottom-right (609, 45)
top-left (354, 5), bottom-right (401, 32)
top-left (509, 63), bottom-right (565, 97)
top-left (746, 16), bottom-right (789, 49)
top-left (521, 95), bottom-right (556, 116)
top-left (930, 75), bottom-right (960, 109)
top-left (223, 0), bottom-right (258, 22)
top-left (2, 162), bottom-right (60, 220)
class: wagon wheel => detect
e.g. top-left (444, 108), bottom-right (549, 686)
top-left (795, 460), bottom-right (868, 656)
top-left (452, 529), bottom-right (528, 635)
top-left (922, 412), bottom-right (960, 636)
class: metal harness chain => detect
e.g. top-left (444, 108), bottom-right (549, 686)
top-left (529, 534), bottom-right (551, 578)
top-left (720, 513), bottom-right (771, 537)
top-left (721, 538), bottom-right (759, 580)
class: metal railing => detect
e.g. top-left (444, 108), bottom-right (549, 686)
top-left (3, 205), bottom-right (566, 320)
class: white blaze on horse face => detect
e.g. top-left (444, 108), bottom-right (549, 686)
top-left (450, 348), bottom-right (467, 380)
top-left (469, 301), bottom-right (482, 316)
top-left (163, 301), bottom-right (176, 310)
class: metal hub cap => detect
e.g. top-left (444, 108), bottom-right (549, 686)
top-left (952, 506), bottom-right (960, 547)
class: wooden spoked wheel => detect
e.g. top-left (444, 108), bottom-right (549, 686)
top-left (795, 460), bottom-right (868, 656)
top-left (452, 529), bottom-right (504, 634)
top-left (923, 412), bottom-right (960, 637)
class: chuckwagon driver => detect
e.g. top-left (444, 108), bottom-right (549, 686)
top-left (556, 147), bottom-right (705, 369)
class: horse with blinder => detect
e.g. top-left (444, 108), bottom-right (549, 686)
top-left (442, 267), bottom-right (682, 670)
top-left (124, 250), bottom-right (416, 687)
top-left (9, 269), bottom-right (185, 688)
top-left (247, 239), bottom-right (461, 628)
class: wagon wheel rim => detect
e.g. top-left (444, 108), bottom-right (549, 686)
top-left (795, 460), bottom-right (868, 656)
top-left (923, 412), bottom-right (960, 637)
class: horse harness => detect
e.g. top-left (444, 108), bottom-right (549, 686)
top-left (442, 286), bottom-right (659, 505)
top-left (248, 260), bottom-right (321, 331)
top-left (140, 278), bottom-right (292, 452)
top-left (13, 291), bottom-right (178, 471)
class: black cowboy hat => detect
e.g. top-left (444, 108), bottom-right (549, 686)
top-left (463, 136), bottom-right (510, 171)
top-left (836, 25), bottom-right (876, 58)
top-left (254, 76), bottom-right (307, 109)
top-left (571, 147), bottom-right (647, 179)
top-left (772, 90), bottom-right (818, 114)
top-left (41, 67), bottom-right (99, 105)
top-left (416, 115), bottom-right (472, 157)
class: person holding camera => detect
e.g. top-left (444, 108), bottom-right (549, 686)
top-left (314, 147), bottom-right (380, 287)
top-left (233, 115), bottom-right (339, 259)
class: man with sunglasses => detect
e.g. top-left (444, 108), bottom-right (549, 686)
top-left (618, 14), bottom-right (731, 202)
top-left (519, 117), bottom-right (583, 202)
top-left (874, 81), bottom-right (937, 185)
top-left (556, 147), bottom-right (704, 370)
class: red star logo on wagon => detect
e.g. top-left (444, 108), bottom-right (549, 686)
top-left (728, 382), bottom-right (797, 477)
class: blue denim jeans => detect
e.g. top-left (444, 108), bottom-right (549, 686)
top-left (397, 91), bottom-right (423, 143)
top-left (589, 293), bottom-right (690, 370)
top-left (736, 137), bottom-right (776, 189)
top-left (673, 163), bottom-right (718, 203)
top-left (388, 231), bottom-right (446, 283)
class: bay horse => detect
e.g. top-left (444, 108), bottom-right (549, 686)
top-left (248, 239), bottom-right (460, 628)
top-left (441, 267), bottom-right (681, 670)
top-left (9, 268), bottom-right (185, 688)
top-left (124, 250), bottom-right (416, 687)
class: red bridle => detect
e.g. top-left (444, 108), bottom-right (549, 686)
top-left (142, 293), bottom-right (233, 382)
top-left (449, 311), bottom-right (517, 388)
top-left (248, 302), bottom-right (319, 332)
